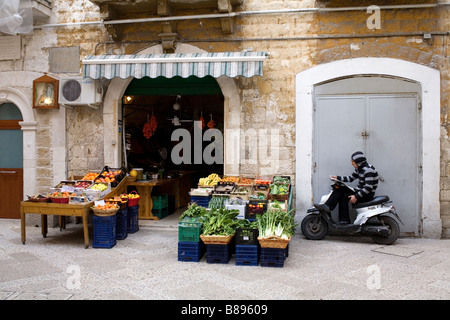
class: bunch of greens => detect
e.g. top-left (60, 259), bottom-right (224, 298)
top-left (179, 203), bottom-right (207, 220)
top-left (255, 208), bottom-right (297, 240)
top-left (202, 208), bottom-right (241, 236)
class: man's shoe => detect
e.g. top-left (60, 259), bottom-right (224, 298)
top-left (338, 220), bottom-right (351, 225)
top-left (313, 203), bottom-right (331, 213)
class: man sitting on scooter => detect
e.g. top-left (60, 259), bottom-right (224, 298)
top-left (314, 151), bottom-right (379, 224)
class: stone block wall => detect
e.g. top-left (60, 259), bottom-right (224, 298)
top-left (2, 0), bottom-right (447, 235)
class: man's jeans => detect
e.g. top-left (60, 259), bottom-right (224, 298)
top-left (325, 187), bottom-right (373, 222)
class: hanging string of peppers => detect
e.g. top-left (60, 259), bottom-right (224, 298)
top-left (207, 113), bottom-right (216, 129)
top-left (143, 114), bottom-right (158, 139)
top-left (199, 115), bottom-right (205, 130)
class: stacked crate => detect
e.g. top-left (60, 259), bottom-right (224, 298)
top-left (178, 217), bottom-right (205, 262)
top-left (206, 243), bottom-right (232, 264)
top-left (235, 228), bottom-right (259, 266)
top-left (235, 245), bottom-right (259, 266)
top-left (152, 194), bottom-right (168, 219)
top-left (127, 205), bottom-right (139, 233)
top-left (115, 205), bottom-right (128, 240)
top-left (260, 246), bottom-right (289, 268)
top-left (92, 215), bottom-right (117, 249)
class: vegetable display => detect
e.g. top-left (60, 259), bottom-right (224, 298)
top-left (179, 204), bottom-right (254, 237)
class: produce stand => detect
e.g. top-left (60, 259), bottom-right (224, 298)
top-left (180, 174), bottom-right (296, 267)
top-left (20, 177), bottom-right (130, 248)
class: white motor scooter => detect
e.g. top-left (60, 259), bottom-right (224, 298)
top-left (301, 178), bottom-right (403, 245)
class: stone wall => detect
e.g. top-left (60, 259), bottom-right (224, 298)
top-left (52, 0), bottom-right (448, 236)
top-left (1, 0), bottom-right (447, 235)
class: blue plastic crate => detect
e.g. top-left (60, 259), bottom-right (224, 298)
top-left (235, 245), bottom-right (259, 266)
top-left (190, 195), bottom-right (211, 208)
top-left (178, 241), bottom-right (205, 262)
top-left (206, 243), bottom-right (232, 264)
top-left (116, 207), bottom-right (128, 240)
top-left (93, 215), bottom-right (116, 249)
top-left (260, 247), bottom-right (287, 268)
top-left (127, 205), bottom-right (139, 233)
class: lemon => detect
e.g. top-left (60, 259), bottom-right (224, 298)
top-left (130, 170), bottom-right (137, 177)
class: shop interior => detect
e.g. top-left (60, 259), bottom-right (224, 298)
top-left (122, 76), bottom-right (224, 189)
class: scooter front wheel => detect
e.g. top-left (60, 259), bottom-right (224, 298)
top-left (301, 214), bottom-right (328, 240)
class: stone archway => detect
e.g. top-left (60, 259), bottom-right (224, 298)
top-left (295, 57), bottom-right (441, 238)
top-left (102, 44), bottom-right (241, 175)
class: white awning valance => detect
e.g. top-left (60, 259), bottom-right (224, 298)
top-left (82, 52), bottom-right (268, 80)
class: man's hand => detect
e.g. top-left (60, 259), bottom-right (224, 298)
top-left (329, 175), bottom-right (337, 180)
top-left (349, 195), bottom-right (357, 204)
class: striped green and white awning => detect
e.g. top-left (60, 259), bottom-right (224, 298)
top-left (82, 52), bottom-right (268, 80)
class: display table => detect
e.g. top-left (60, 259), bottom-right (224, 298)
top-left (129, 178), bottom-right (177, 220)
top-left (128, 171), bottom-right (193, 220)
top-left (20, 201), bottom-right (94, 248)
top-left (20, 177), bottom-right (130, 248)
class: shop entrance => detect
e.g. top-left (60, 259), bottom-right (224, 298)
top-left (122, 75), bottom-right (224, 190)
top-left (0, 103), bottom-right (23, 219)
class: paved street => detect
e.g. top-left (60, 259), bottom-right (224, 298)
top-left (0, 214), bottom-right (449, 301)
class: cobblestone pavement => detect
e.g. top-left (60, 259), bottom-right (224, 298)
top-left (0, 215), bottom-right (449, 301)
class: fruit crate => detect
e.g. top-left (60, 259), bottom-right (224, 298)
top-left (235, 227), bottom-right (259, 245)
top-left (152, 194), bottom-right (168, 210)
top-left (98, 166), bottom-right (127, 187)
top-left (127, 205), bottom-right (139, 233)
top-left (260, 247), bottom-right (287, 268)
top-left (190, 195), bottom-right (212, 208)
top-left (115, 207), bottom-right (128, 240)
top-left (178, 241), bottom-right (205, 262)
top-left (152, 206), bottom-right (168, 219)
top-left (214, 181), bottom-right (235, 194)
top-left (246, 200), bottom-right (268, 220)
top-left (206, 243), bottom-right (232, 264)
top-left (235, 244), bottom-right (259, 266)
top-left (92, 214), bottom-right (117, 249)
top-left (178, 217), bottom-right (203, 242)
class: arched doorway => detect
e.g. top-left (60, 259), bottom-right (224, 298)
top-left (295, 57), bottom-right (441, 238)
top-left (102, 44), bottom-right (242, 175)
top-left (313, 76), bottom-right (421, 235)
top-left (0, 103), bottom-right (23, 218)
top-left (0, 82), bottom-right (38, 218)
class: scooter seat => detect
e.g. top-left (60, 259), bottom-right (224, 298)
top-left (353, 196), bottom-right (390, 208)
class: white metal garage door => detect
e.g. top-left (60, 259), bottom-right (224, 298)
top-left (313, 93), bottom-right (420, 235)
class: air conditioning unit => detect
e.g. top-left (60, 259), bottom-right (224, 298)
top-left (59, 78), bottom-right (103, 108)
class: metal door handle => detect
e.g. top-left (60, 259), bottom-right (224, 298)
top-left (0, 171), bottom-right (17, 174)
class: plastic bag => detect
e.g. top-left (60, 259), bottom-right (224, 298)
top-left (0, 0), bottom-right (33, 35)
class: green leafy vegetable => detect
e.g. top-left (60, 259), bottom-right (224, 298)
top-left (255, 208), bottom-right (297, 239)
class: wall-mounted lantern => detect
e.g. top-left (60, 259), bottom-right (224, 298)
top-left (33, 74), bottom-right (59, 109)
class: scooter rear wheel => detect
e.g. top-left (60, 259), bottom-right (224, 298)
top-left (301, 214), bottom-right (328, 240)
top-left (370, 216), bottom-right (400, 245)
